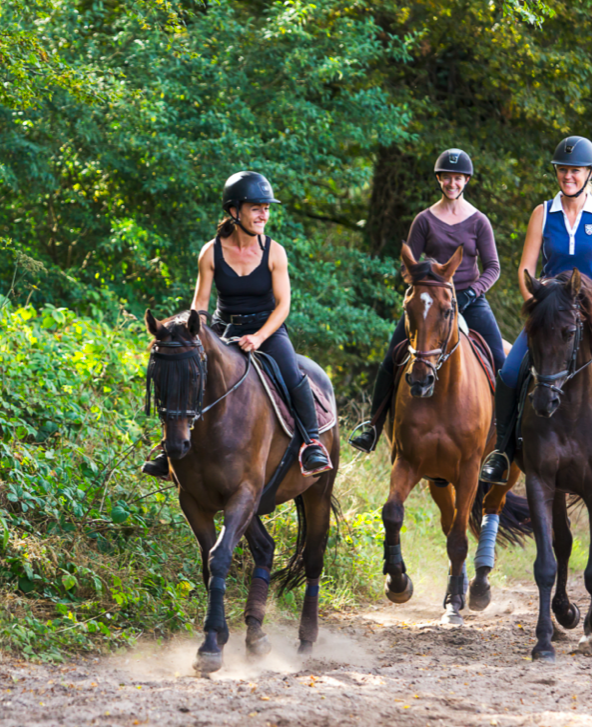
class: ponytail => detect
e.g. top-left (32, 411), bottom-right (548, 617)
top-left (217, 216), bottom-right (236, 238)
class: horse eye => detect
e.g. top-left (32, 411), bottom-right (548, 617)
top-left (564, 328), bottom-right (576, 340)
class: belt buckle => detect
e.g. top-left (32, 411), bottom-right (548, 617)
top-left (230, 314), bottom-right (242, 325)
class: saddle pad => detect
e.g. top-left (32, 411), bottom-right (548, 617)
top-left (251, 357), bottom-right (336, 438)
top-left (464, 329), bottom-right (496, 394)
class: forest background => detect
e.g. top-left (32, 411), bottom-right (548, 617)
top-left (1, 0), bottom-right (590, 658)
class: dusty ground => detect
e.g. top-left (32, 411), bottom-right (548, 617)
top-left (2, 578), bottom-right (592, 727)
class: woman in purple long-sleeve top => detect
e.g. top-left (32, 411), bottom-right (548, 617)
top-left (351, 148), bottom-right (505, 453)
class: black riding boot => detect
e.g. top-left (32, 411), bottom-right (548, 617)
top-left (350, 364), bottom-right (394, 453)
top-left (141, 451), bottom-right (170, 480)
top-left (290, 375), bottom-right (332, 476)
top-left (480, 375), bottom-right (519, 485)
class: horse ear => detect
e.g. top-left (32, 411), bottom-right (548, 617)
top-left (400, 243), bottom-right (417, 284)
top-left (524, 269), bottom-right (542, 297)
top-left (187, 309), bottom-right (201, 337)
top-left (570, 268), bottom-right (582, 297)
top-left (145, 309), bottom-right (164, 338)
top-left (435, 245), bottom-right (463, 281)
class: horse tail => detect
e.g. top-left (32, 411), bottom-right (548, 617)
top-left (469, 481), bottom-right (532, 546)
top-left (273, 494), bottom-right (307, 595)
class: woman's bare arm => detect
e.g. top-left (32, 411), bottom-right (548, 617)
top-left (518, 204), bottom-right (545, 301)
top-left (191, 241), bottom-right (215, 316)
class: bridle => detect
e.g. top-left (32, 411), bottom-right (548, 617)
top-left (530, 299), bottom-right (592, 397)
top-left (145, 335), bottom-right (252, 428)
top-left (403, 279), bottom-right (460, 383)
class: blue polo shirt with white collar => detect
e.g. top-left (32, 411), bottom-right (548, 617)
top-left (542, 192), bottom-right (592, 278)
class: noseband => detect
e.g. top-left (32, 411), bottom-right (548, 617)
top-left (146, 335), bottom-right (252, 427)
top-left (404, 279), bottom-right (460, 381)
top-left (531, 301), bottom-right (592, 397)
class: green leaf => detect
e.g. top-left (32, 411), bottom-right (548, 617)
top-left (111, 506), bottom-right (129, 524)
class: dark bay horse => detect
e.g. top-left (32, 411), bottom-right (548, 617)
top-left (518, 268), bottom-right (592, 662)
top-left (144, 309), bottom-right (339, 674)
top-left (382, 244), bottom-right (523, 625)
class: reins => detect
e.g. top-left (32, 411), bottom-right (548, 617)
top-left (402, 279), bottom-right (460, 381)
top-left (146, 333), bottom-right (252, 427)
top-left (531, 300), bottom-right (592, 397)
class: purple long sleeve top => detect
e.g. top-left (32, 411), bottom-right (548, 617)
top-left (406, 209), bottom-right (500, 296)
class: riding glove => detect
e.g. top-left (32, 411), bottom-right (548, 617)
top-left (457, 287), bottom-right (477, 313)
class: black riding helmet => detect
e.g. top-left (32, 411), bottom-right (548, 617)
top-left (222, 171), bottom-right (281, 236)
top-left (434, 149), bottom-right (474, 176)
top-left (551, 136), bottom-right (592, 198)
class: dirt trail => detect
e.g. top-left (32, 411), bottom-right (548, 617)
top-left (2, 578), bottom-right (592, 727)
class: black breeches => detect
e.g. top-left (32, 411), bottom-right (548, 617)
top-left (381, 294), bottom-right (506, 376)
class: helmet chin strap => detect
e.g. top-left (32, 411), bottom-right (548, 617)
top-left (228, 203), bottom-right (257, 237)
top-left (557, 168), bottom-right (592, 199)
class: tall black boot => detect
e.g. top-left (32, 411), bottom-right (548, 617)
top-left (480, 374), bottom-right (519, 485)
top-left (349, 364), bottom-right (394, 453)
top-left (141, 451), bottom-right (170, 480)
top-left (290, 375), bottom-right (332, 476)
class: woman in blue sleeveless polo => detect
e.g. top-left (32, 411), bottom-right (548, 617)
top-left (481, 136), bottom-right (592, 484)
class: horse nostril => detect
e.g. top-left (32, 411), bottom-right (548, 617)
top-left (425, 374), bottom-right (435, 387)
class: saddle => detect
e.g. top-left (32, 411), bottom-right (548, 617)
top-left (252, 356), bottom-right (336, 438)
top-left (249, 350), bottom-right (336, 516)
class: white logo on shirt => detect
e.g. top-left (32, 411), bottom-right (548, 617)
top-left (586, 224), bottom-right (592, 235)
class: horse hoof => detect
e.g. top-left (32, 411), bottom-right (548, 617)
top-left (193, 650), bottom-right (223, 675)
top-left (532, 649), bottom-right (555, 663)
top-left (247, 634), bottom-right (272, 660)
top-left (298, 640), bottom-right (314, 655)
top-left (441, 605), bottom-right (464, 626)
top-left (468, 579), bottom-right (491, 612)
top-left (385, 574), bottom-right (413, 604)
top-left (577, 635), bottom-right (592, 655)
top-left (557, 603), bottom-right (580, 630)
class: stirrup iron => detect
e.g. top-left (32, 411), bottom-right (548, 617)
top-left (481, 450), bottom-right (511, 485)
top-left (348, 420), bottom-right (377, 453)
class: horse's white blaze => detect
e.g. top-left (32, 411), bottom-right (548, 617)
top-left (420, 292), bottom-right (433, 320)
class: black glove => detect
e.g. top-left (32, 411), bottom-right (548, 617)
top-left (457, 287), bottom-right (477, 313)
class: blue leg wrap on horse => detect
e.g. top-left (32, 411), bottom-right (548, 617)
top-left (474, 514), bottom-right (500, 570)
top-left (462, 562), bottom-right (469, 595)
top-left (204, 577), bottom-right (227, 633)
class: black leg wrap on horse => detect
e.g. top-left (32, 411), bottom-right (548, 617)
top-left (204, 577), bottom-right (227, 636)
top-left (299, 579), bottom-right (320, 644)
top-left (383, 542), bottom-right (405, 574)
top-left (444, 575), bottom-right (466, 609)
top-left (245, 567), bottom-right (271, 625)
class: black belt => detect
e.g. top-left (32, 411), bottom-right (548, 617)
top-left (215, 310), bottom-right (272, 326)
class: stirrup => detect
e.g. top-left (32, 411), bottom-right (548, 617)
top-left (480, 450), bottom-right (511, 486)
top-left (299, 439), bottom-right (333, 477)
top-left (348, 420), bottom-right (377, 453)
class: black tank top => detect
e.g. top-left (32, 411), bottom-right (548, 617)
top-left (213, 235), bottom-right (276, 315)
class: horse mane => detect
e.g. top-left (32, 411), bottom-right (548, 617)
top-left (523, 272), bottom-right (592, 335)
top-left (406, 258), bottom-right (446, 284)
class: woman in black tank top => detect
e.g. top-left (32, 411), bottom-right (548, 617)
top-left (142, 171), bottom-right (331, 479)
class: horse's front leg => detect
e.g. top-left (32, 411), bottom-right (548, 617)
top-left (382, 458), bottom-right (419, 603)
top-left (526, 472), bottom-right (556, 662)
top-left (244, 515), bottom-right (275, 660)
top-left (469, 462), bottom-right (521, 611)
top-left (551, 491), bottom-right (580, 631)
top-left (442, 461), bottom-right (480, 626)
top-left (195, 484), bottom-right (258, 675)
top-left (578, 499), bottom-right (592, 655)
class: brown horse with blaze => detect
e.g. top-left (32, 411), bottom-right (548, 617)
top-left (381, 244), bottom-right (522, 624)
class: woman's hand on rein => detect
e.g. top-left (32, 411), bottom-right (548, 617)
top-left (238, 333), bottom-right (264, 352)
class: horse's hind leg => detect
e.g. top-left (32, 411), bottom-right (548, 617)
top-left (382, 459), bottom-right (418, 604)
top-left (552, 492), bottom-right (580, 630)
top-left (469, 463), bottom-right (520, 611)
top-left (244, 516), bottom-right (275, 659)
top-left (296, 475), bottom-right (334, 655)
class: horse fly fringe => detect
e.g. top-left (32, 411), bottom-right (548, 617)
top-left (273, 495), bottom-right (307, 596)
top-left (469, 480), bottom-right (532, 547)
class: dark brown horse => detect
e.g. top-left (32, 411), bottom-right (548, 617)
top-left (144, 309), bottom-right (339, 674)
top-left (518, 268), bottom-right (592, 662)
top-left (382, 245), bottom-right (523, 624)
